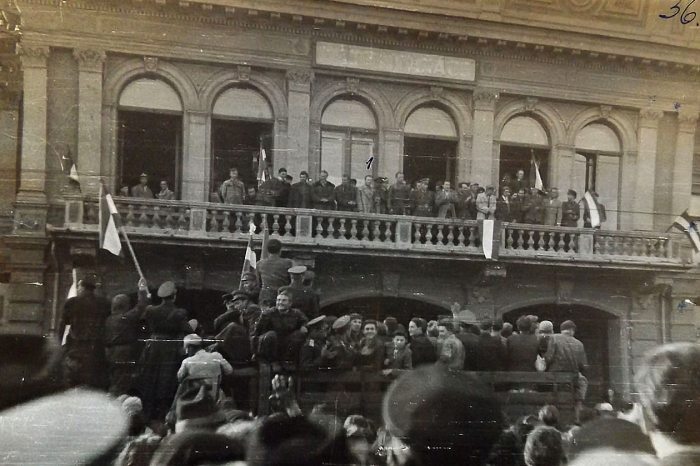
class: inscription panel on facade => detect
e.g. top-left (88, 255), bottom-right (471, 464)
top-left (315, 42), bottom-right (476, 82)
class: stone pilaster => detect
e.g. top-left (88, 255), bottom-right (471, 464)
top-left (672, 109), bottom-right (699, 220)
top-left (634, 107), bottom-right (662, 231)
top-left (471, 88), bottom-right (498, 186)
top-left (286, 68), bottom-right (313, 177)
top-left (183, 111), bottom-right (208, 201)
top-left (381, 128), bottom-right (402, 178)
top-left (73, 48), bottom-right (106, 197)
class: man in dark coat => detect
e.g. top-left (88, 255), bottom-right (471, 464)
top-left (312, 170), bottom-right (336, 210)
top-left (59, 275), bottom-right (110, 390)
top-left (212, 290), bottom-right (261, 365)
top-left (104, 280), bottom-right (149, 396)
top-left (506, 315), bottom-right (540, 372)
top-left (299, 315), bottom-right (329, 369)
top-left (475, 319), bottom-right (505, 372)
top-left (408, 317), bottom-right (437, 366)
top-left (495, 186), bottom-right (514, 222)
top-left (136, 281), bottom-right (192, 423)
top-left (455, 182), bottom-right (471, 219)
top-left (334, 174), bottom-right (358, 212)
top-left (277, 265), bottom-right (320, 320)
top-left (253, 289), bottom-right (308, 364)
top-left (288, 171), bottom-right (313, 208)
top-left (256, 238), bottom-right (293, 307)
top-left (410, 178), bottom-right (435, 218)
top-left (387, 172), bottom-right (412, 215)
top-left (523, 187), bottom-right (545, 224)
top-left (561, 189), bottom-right (581, 227)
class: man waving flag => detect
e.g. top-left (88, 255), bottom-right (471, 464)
top-left (99, 182), bottom-right (122, 256)
top-left (672, 210), bottom-right (700, 252)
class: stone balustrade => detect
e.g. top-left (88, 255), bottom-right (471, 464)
top-left (58, 196), bottom-right (689, 267)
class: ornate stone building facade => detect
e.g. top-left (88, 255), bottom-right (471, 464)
top-left (1, 0), bottom-right (700, 401)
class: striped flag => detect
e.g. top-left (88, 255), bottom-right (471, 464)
top-left (583, 191), bottom-right (601, 228)
top-left (62, 268), bottom-right (78, 346)
top-left (99, 183), bottom-right (122, 256)
top-left (257, 146), bottom-right (269, 183)
top-left (69, 162), bottom-right (80, 185)
top-left (673, 210), bottom-right (700, 252)
top-left (531, 151), bottom-right (544, 191)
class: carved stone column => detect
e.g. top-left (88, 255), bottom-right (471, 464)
top-left (286, 68), bottom-right (313, 177)
top-left (471, 88), bottom-right (498, 186)
top-left (73, 48), bottom-right (105, 197)
top-left (673, 109), bottom-right (699, 221)
top-left (634, 107), bottom-right (662, 230)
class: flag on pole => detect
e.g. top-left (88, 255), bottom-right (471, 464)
top-left (257, 143), bottom-right (269, 183)
top-left (672, 210), bottom-right (700, 251)
top-left (99, 183), bottom-right (122, 256)
top-left (62, 268), bottom-right (78, 346)
top-left (531, 151), bottom-right (544, 191)
top-left (69, 161), bottom-right (80, 185)
top-left (260, 221), bottom-right (270, 261)
top-left (583, 191), bottom-right (601, 228)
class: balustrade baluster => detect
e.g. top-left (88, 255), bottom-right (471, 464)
top-left (338, 218), bottom-right (347, 239)
top-left (446, 224), bottom-right (454, 245)
top-left (210, 210), bottom-right (220, 233)
top-left (272, 215), bottom-right (280, 236)
top-left (414, 223), bottom-right (423, 244)
top-left (527, 230), bottom-right (535, 250)
top-left (557, 232), bottom-right (565, 251)
top-left (436, 223), bottom-right (444, 245)
top-left (361, 220), bottom-right (370, 241)
top-left (315, 216), bottom-right (325, 238)
top-left (165, 208), bottom-right (175, 229)
top-left (139, 206), bottom-right (149, 228)
top-left (372, 220), bottom-right (381, 242)
top-left (659, 238), bottom-right (668, 257)
top-left (469, 226), bottom-right (478, 247)
top-left (505, 228), bottom-right (514, 249)
top-left (126, 204), bottom-right (136, 227)
top-left (325, 217), bottom-right (335, 239)
top-left (151, 207), bottom-right (162, 229)
top-left (234, 212), bottom-right (243, 233)
top-left (350, 219), bottom-right (358, 240)
top-left (177, 209), bottom-right (188, 230)
top-left (547, 232), bottom-right (555, 251)
top-left (457, 225), bottom-right (466, 247)
top-left (221, 211), bottom-right (230, 233)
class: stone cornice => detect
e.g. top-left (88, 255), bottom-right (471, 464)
top-left (16, 0), bottom-right (700, 81)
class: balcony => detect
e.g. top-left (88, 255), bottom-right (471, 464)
top-left (50, 196), bottom-right (694, 270)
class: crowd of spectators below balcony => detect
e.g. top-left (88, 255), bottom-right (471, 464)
top-left (120, 167), bottom-right (606, 228)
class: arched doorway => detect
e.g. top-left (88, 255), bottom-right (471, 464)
top-left (498, 115), bottom-right (550, 192)
top-left (322, 297), bottom-right (448, 328)
top-left (502, 304), bottom-right (619, 404)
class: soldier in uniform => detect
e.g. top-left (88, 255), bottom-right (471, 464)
top-left (218, 167), bottom-right (246, 204)
top-left (131, 173), bottom-right (154, 199)
top-left (387, 172), bottom-right (412, 215)
top-left (410, 178), bottom-right (435, 218)
top-left (561, 189), bottom-right (581, 227)
top-left (212, 290), bottom-right (261, 365)
top-left (312, 170), bottom-right (336, 210)
top-left (299, 315), bottom-right (329, 369)
top-left (256, 238), bottom-right (293, 307)
top-left (335, 174), bottom-right (358, 212)
top-left (59, 275), bottom-right (110, 390)
top-left (278, 265), bottom-right (320, 320)
top-left (135, 281), bottom-right (192, 423)
top-left (239, 271), bottom-right (260, 304)
top-left (253, 289), bottom-right (308, 364)
top-left (288, 171), bottom-right (313, 208)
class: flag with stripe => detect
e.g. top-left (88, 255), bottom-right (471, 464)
top-left (673, 210), bottom-right (700, 252)
top-left (583, 191), bottom-right (601, 228)
top-left (531, 151), bottom-right (544, 191)
top-left (242, 231), bottom-right (257, 274)
top-left (257, 146), bottom-right (269, 183)
top-left (99, 183), bottom-right (122, 256)
top-left (62, 269), bottom-right (78, 346)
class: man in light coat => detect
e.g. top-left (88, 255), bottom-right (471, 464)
top-left (543, 187), bottom-right (563, 226)
top-left (476, 186), bottom-right (497, 220)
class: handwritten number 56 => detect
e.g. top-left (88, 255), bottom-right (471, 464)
top-left (659, 0), bottom-right (697, 24)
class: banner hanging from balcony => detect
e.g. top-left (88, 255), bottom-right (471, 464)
top-left (99, 184), bottom-right (122, 256)
top-left (672, 210), bottom-right (700, 251)
top-left (482, 219), bottom-right (494, 259)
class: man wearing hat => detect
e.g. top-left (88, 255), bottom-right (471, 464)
top-left (561, 189), bottom-right (581, 227)
top-left (299, 315), bottom-right (329, 369)
top-left (59, 274), bottom-right (111, 390)
top-left (410, 178), bottom-right (435, 218)
top-left (252, 289), bottom-right (308, 364)
top-left (278, 265), bottom-right (320, 320)
top-left (131, 172), bottom-right (154, 199)
top-left (136, 281), bottom-right (192, 423)
top-left (544, 319), bottom-right (588, 422)
top-left (212, 290), bottom-right (261, 364)
top-left (256, 238), bottom-right (293, 307)
top-left (321, 315), bottom-right (357, 369)
top-left (239, 271), bottom-right (260, 303)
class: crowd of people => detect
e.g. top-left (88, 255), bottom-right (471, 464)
top-left (120, 167), bottom-right (606, 227)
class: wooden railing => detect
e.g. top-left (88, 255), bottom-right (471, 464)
top-left (58, 196), bottom-right (688, 266)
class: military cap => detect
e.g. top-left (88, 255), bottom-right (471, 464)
top-left (288, 265), bottom-right (307, 275)
top-left (157, 281), bottom-right (176, 298)
top-left (538, 320), bottom-right (554, 334)
top-left (79, 275), bottom-right (97, 290)
top-left (419, 177), bottom-right (430, 183)
top-left (139, 172), bottom-right (148, 178)
top-left (307, 315), bottom-right (327, 328)
top-left (223, 289), bottom-right (249, 302)
top-left (183, 333), bottom-right (203, 348)
top-left (332, 315), bottom-right (351, 331)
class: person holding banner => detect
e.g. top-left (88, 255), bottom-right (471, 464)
top-left (583, 191), bottom-right (606, 229)
top-left (59, 275), bottom-right (110, 390)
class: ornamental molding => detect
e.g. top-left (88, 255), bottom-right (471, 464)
top-left (18, 44), bottom-right (49, 68)
top-left (237, 65), bottom-right (251, 81)
top-left (73, 48), bottom-right (106, 71)
top-left (286, 68), bottom-right (313, 85)
top-left (430, 86), bottom-right (444, 99)
top-left (524, 97), bottom-right (538, 112)
top-left (143, 56), bottom-right (159, 72)
top-left (599, 104), bottom-right (613, 119)
top-left (345, 77), bottom-right (360, 93)
top-left (639, 107), bottom-right (662, 122)
top-left (473, 88), bottom-right (498, 109)
top-left (678, 110), bottom-right (699, 133)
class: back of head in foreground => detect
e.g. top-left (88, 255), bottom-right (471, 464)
top-left (524, 426), bottom-right (564, 466)
top-left (382, 364), bottom-right (504, 466)
top-left (635, 342), bottom-right (700, 447)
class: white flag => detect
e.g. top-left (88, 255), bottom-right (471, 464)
top-left (583, 191), bottom-right (601, 228)
top-left (482, 219), bottom-right (495, 259)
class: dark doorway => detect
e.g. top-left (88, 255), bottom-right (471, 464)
top-left (404, 137), bottom-right (457, 189)
top-left (322, 297), bottom-right (448, 329)
top-left (118, 110), bottom-right (182, 197)
top-left (502, 304), bottom-right (616, 404)
top-left (499, 145), bottom-right (549, 191)
top-left (211, 119), bottom-right (273, 199)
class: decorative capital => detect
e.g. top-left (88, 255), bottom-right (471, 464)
top-left (599, 104), bottom-right (614, 119)
top-left (524, 97), bottom-right (538, 112)
top-left (73, 48), bottom-right (105, 72)
top-left (143, 56), bottom-right (158, 72)
top-left (237, 65), bottom-right (251, 81)
top-left (473, 88), bottom-right (498, 109)
top-left (18, 44), bottom-right (49, 69)
top-left (286, 68), bottom-right (313, 85)
top-left (345, 77), bottom-right (359, 93)
top-left (639, 107), bottom-right (663, 128)
top-left (678, 109), bottom-right (699, 133)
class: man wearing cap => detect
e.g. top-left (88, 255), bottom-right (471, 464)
top-left (410, 178), bottom-right (435, 218)
top-left (136, 281), bottom-right (192, 423)
top-left (131, 173), bottom-right (154, 199)
top-left (177, 334), bottom-right (233, 402)
top-left (561, 189), bottom-right (580, 227)
top-left (212, 290), bottom-right (261, 364)
top-left (278, 265), bottom-right (320, 320)
top-left (545, 319), bottom-right (588, 421)
top-left (218, 167), bottom-right (246, 205)
top-left (288, 171), bottom-right (313, 208)
top-left (312, 170), bottom-right (336, 210)
top-left (334, 174), bottom-right (358, 212)
top-left (59, 275), bottom-right (111, 390)
top-left (239, 271), bottom-right (260, 303)
top-left (321, 315), bottom-right (357, 369)
top-left (256, 238), bottom-right (293, 307)
top-left (299, 315), bottom-right (329, 369)
top-left (387, 172), bottom-right (412, 215)
top-left (253, 289), bottom-right (308, 364)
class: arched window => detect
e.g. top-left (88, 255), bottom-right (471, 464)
top-left (117, 78), bottom-right (183, 198)
top-left (321, 98), bottom-right (377, 185)
top-left (574, 123), bottom-right (622, 229)
top-left (403, 106), bottom-right (458, 188)
top-left (210, 87), bottom-right (274, 199)
top-left (498, 115), bottom-right (551, 193)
